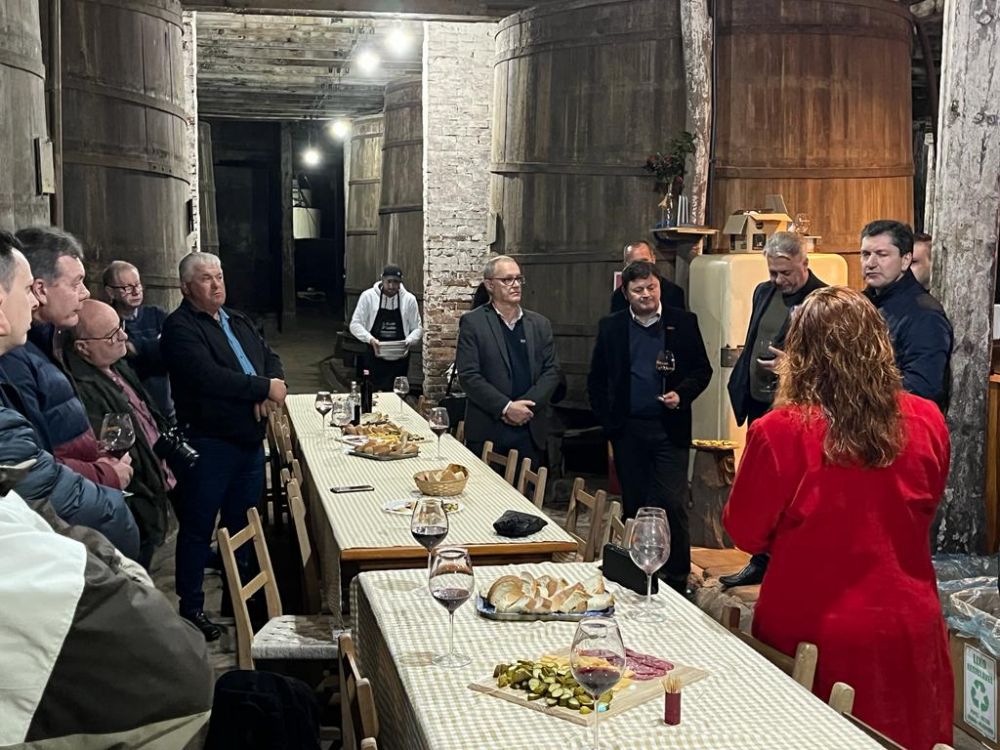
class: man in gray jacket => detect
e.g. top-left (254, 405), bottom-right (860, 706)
top-left (456, 255), bottom-right (561, 475)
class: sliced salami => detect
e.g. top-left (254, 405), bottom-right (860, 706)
top-left (625, 648), bottom-right (674, 680)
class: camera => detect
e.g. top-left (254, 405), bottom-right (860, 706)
top-left (153, 426), bottom-right (199, 472)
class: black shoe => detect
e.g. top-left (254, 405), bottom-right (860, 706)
top-left (182, 610), bottom-right (223, 641)
top-left (719, 559), bottom-right (768, 588)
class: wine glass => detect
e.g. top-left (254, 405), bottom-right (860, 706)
top-left (314, 391), bottom-right (333, 433)
top-left (428, 546), bottom-right (474, 668)
top-left (628, 513), bottom-right (671, 621)
top-left (411, 498), bottom-right (449, 569)
top-left (330, 399), bottom-right (352, 434)
top-left (393, 376), bottom-right (410, 417)
top-left (99, 413), bottom-right (136, 459)
top-left (655, 349), bottom-right (675, 393)
top-left (755, 337), bottom-right (778, 394)
top-left (570, 617), bottom-right (626, 750)
top-left (428, 407), bottom-right (450, 461)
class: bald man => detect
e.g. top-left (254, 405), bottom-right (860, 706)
top-left (64, 299), bottom-right (174, 568)
top-left (611, 241), bottom-right (686, 313)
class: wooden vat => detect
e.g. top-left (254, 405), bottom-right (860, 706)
top-left (345, 113), bottom-right (383, 316)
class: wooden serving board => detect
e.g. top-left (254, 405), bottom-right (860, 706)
top-left (348, 450), bottom-right (420, 461)
top-left (468, 653), bottom-right (708, 726)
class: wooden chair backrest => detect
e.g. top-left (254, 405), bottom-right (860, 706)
top-left (284, 477), bottom-right (322, 614)
top-left (360, 740), bottom-right (377, 750)
top-left (416, 395), bottom-right (428, 418)
top-left (828, 682), bottom-right (855, 714)
top-left (841, 713), bottom-right (907, 749)
top-left (456, 420), bottom-right (465, 444)
top-left (564, 478), bottom-right (608, 562)
top-left (338, 632), bottom-right (379, 750)
top-left (481, 441), bottom-right (518, 486)
top-left (516, 457), bottom-right (547, 509)
top-left (216, 507), bottom-right (283, 670)
top-left (722, 607), bottom-right (817, 690)
top-left (829, 681), bottom-right (931, 749)
top-left (608, 501), bottom-right (634, 548)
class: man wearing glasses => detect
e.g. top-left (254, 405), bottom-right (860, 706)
top-left (456, 255), bottom-right (561, 479)
top-left (103, 261), bottom-right (174, 420)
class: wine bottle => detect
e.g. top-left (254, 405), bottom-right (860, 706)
top-left (349, 381), bottom-right (361, 426)
top-left (361, 369), bottom-right (374, 415)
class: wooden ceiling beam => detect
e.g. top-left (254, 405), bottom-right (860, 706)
top-left (182, 0), bottom-right (533, 19)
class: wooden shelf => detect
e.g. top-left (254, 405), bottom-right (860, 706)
top-left (651, 225), bottom-right (718, 239)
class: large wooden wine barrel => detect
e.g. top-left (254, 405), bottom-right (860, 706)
top-left (378, 78), bottom-right (423, 301)
top-left (61, 0), bottom-right (189, 308)
top-left (711, 0), bottom-right (913, 289)
top-left (0, 0), bottom-right (50, 229)
top-left (491, 0), bottom-right (686, 406)
top-left (345, 114), bottom-right (383, 316)
top-left (198, 121), bottom-right (219, 254)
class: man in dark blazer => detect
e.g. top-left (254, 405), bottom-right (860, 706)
top-left (721, 231), bottom-right (827, 588)
top-left (588, 261), bottom-right (711, 594)
top-left (457, 255), bottom-right (561, 474)
top-left (610, 240), bottom-right (685, 313)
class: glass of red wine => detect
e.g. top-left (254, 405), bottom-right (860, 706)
top-left (428, 545), bottom-right (474, 668)
top-left (99, 412), bottom-right (136, 459)
top-left (569, 617), bottom-right (626, 750)
top-left (427, 407), bottom-right (450, 461)
top-left (411, 498), bottom-right (449, 569)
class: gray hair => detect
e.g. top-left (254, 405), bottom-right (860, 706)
top-left (483, 255), bottom-right (517, 280)
top-left (179, 252), bottom-right (222, 283)
top-left (101, 260), bottom-right (138, 288)
top-left (15, 226), bottom-right (85, 282)
top-left (622, 240), bottom-right (654, 263)
top-left (763, 231), bottom-right (805, 260)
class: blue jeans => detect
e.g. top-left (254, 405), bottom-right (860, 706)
top-left (175, 438), bottom-right (264, 615)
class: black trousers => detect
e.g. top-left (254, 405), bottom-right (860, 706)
top-left (611, 419), bottom-right (690, 592)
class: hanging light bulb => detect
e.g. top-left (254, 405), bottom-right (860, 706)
top-left (355, 47), bottom-right (381, 75)
top-left (385, 26), bottom-right (413, 57)
top-left (302, 147), bottom-right (322, 167)
top-left (328, 119), bottom-right (352, 139)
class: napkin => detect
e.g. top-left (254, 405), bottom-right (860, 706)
top-left (493, 510), bottom-right (547, 538)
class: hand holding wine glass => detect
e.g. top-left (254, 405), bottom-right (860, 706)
top-left (427, 407), bottom-right (450, 461)
top-left (411, 498), bottom-right (449, 568)
top-left (570, 617), bottom-right (626, 750)
top-left (314, 391), bottom-right (333, 433)
top-left (628, 511), bottom-right (671, 621)
top-left (393, 376), bottom-right (410, 417)
top-left (429, 546), bottom-right (474, 668)
top-left (99, 413), bottom-right (136, 459)
top-left (655, 348), bottom-right (676, 396)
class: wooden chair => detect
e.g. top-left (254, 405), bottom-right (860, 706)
top-left (339, 632), bottom-right (379, 750)
top-left (217, 507), bottom-right (340, 671)
top-left (721, 606), bottom-right (818, 690)
top-left (284, 477), bottom-right (323, 614)
top-left (608, 501), bottom-right (634, 548)
top-left (562, 478), bottom-right (608, 562)
top-left (416, 395), bottom-right (428, 418)
top-left (360, 740), bottom-right (378, 750)
top-left (826, 681), bottom-right (906, 748)
top-left (456, 420), bottom-right (465, 444)
top-left (481, 441), bottom-right (519, 486)
top-left (516, 457), bottom-right (547, 509)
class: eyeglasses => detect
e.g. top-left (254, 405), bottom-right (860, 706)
top-left (488, 276), bottom-right (525, 287)
top-left (77, 320), bottom-right (126, 343)
top-left (108, 283), bottom-right (142, 294)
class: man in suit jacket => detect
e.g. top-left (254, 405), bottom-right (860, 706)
top-left (721, 231), bottom-right (828, 589)
top-left (610, 240), bottom-right (685, 313)
top-left (588, 261), bottom-right (712, 594)
top-left (457, 255), bottom-right (561, 475)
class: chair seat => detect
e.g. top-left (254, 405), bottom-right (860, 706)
top-left (251, 614), bottom-right (342, 661)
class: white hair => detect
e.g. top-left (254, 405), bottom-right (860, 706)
top-left (178, 252), bottom-right (222, 283)
top-left (483, 255), bottom-right (517, 279)
top-left (763, 231), bottom-right (805, 260)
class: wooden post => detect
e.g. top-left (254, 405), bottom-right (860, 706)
top-left (47, 0), bottom-right (63, 226)
top-left (680, 0), bottom-right (711, 227)
top-left (930, 0), bottom-right (1000, 553)
top-left (280, 122), bottom-right (297, 329)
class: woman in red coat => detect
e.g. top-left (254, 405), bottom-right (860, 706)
top-left (723, 286), bottom-right (952, 750)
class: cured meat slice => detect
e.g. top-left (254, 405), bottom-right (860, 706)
top-left (624, 648), bottom-right (674, 680)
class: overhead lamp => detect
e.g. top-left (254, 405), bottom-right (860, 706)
top-left (329, 119), bottom-right (352, 139)
top-left (355, 48), bottom-right (381, 75)
top-left (302, 147), bottom-right (322, 167)
top-left (385, 26), bottom-right (413, 57)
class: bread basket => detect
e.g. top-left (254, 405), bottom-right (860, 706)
top-left (414, 464), bottom-right (469, 496)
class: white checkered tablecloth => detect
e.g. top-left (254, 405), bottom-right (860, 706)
top-left (350, 561), bottom-right (884, 750)
top-left (284, 394), bottom-right (576, 619)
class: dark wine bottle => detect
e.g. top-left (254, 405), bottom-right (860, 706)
top-left (361, 369), bottom-right (374, 414)
top-left (349, 381), bottom-right (361, 426)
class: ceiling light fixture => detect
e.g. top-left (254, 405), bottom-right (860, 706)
top-left (385, 26), bottom-right (413, 57)
top-left (355, 48), bottom-right (381, 75)
top-left (302, 147), bottom-right (322, 167)
top-left (329, 119), bottom-right (352, 139)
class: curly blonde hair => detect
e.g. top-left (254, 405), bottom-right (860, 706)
top-left (774, 286), bottom-right (904, 467)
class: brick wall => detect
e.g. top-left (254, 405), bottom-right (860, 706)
top-left (182, 11), bottom-right (199, 252)
top-left (421, 21), bottom-right (496, 401)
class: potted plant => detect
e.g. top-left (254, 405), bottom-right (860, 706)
top-left (644, 131), bottom-right (696, 227)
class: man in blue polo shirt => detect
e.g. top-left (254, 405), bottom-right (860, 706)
top-left (161, 252), bottom-right (286, 639)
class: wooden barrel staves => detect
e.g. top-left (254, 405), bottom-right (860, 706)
top-left (61, 0), bottom-right (189, 308)
top-left (711, 0), bottom-right (913, 289)
top-left (198, 121), bottom-right (219, 255)
top-left (345, 113), bottom-right (384, 317)
top-left (378, 77), bottom-right (423, 302)
top-left (491, 0), bottom-right (686, 407)
top-left (0, 0), bottom-right (51, 229)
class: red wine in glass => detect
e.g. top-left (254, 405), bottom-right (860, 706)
top-left (412, 523), bottom-right (448, 551)
top-left (432, 586), bottom-right (471, 614)
top-left (574, 664), bottom-right (623, 697)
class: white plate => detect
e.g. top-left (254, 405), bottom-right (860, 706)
top-left (382, 498), bottom-right (463, 515)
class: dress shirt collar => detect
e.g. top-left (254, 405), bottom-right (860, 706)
top-left (629, 303), bottom-right (662, 328)
top-left (492, 303), bottom-right (524, 331)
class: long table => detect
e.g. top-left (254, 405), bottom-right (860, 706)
top-left (284, 394), bottom-right (577, 618)
top-left (351, 561), bottom-right (884, 750)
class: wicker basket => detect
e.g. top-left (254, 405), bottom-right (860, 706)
top-left (414, 464), bottom-right (469, 497)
